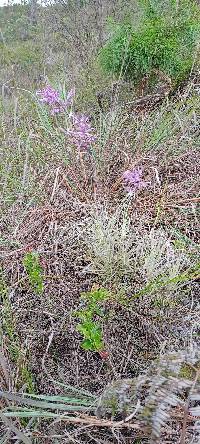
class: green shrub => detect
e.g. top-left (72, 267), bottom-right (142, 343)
top-left (75, 288), bottom-right (110, 352)
top-left (23, 252), bottom-right (44, 295)
top-left (99, 0), bottom-right (200, 85)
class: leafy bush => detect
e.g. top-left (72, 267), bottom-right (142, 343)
top-left (75, 288), bottom-right (110, 352)
top-left (99, 0), bottom-right (200, 85)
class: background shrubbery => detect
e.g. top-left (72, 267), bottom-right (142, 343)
top-left (99, 0), bottom-right (200, 85)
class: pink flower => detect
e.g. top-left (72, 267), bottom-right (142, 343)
top-left (36, 85), bottom-right (75, 115)
top-left (36, 85), bottom-right (60, 106)
top-left (67, 113), bottom-right (96, 151)
top-left (122, 167), bottom-right (147, 194)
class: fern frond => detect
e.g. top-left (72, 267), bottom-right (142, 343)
top-left (97, 346), bottom-right (200, 442)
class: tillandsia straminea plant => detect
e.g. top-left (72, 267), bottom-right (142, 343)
top-left (36, 84), bottom-right (97, 199)
top-left (36, 84), bottom-right (96, 152)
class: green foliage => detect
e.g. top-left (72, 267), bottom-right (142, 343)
top-left (0, 389), bottom-right (97, 419)
top-left (23, 252), bottom-right (44, 295)
top-left (75, 288), bottom-right (110, 352)
top-left (77, 321), bottom-right (103, 352)
top-left (99, 0), bottom-right (200, 85)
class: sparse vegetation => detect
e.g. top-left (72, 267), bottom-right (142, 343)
top-left (0, 269), bottom-right (35, 393)
top-left (23, 251), bottom-right (44, 295)
top-left (0, 0), bottom-right (200, 442)
top-left (75, 288), bottom-right (110, 352)
top-left (2, 347), bottom-right (200, 442)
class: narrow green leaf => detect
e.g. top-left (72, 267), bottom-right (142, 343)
top-left (0, 391), bottom-right (94, 411)
top-left (22, 393), bottom-right (96, 406)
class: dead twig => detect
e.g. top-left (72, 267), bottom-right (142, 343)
top-left (57, 414), bottom-right (142, 430)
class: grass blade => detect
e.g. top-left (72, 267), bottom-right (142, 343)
top-left (22, 392), bottom-right (97, 406)
top-left (0, 391), bottom-right (94, 411)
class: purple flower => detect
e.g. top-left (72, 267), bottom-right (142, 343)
top-left (50, 106), bottom-right (61, 115)
top-left (67, 113), bottom-right (96, 151)
top-left (36, 85), bottom-right (60, 106)
top-left (36, 85), bottom-right (75, 115)
top-left (122, 167), bottom-right (147, 195)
